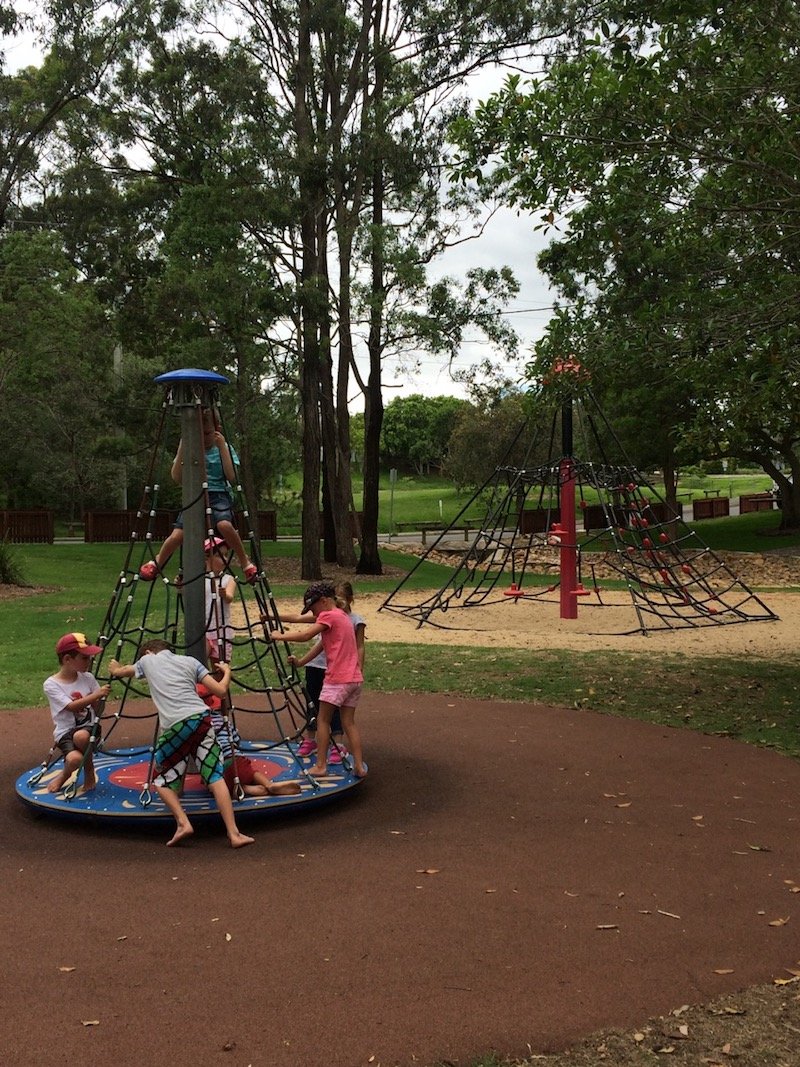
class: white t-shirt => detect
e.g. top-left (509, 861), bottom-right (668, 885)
top-left (134, 649), bottom-right (209, 731)
top-left (43, 671), bottom-right (99, 742)
top-left (205, 572), bottom-right (234, 658)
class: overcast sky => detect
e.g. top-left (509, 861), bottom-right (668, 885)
top-left (383, 206), bottom-right (555, 404)
top-left (374, 63), bottom-right (555, 406)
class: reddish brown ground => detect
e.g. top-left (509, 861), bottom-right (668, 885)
top-left (5, 687), bottom-right (800, 1067)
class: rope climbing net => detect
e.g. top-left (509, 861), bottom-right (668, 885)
top-left (380, 391), bottom-right (779, 635)
top-left (28, 385), bottom-right (325, 800)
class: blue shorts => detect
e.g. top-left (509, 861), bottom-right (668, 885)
top-left (173, 491), bottom-right (234, 531)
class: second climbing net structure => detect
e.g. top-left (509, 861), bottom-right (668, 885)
top-left (381, 389), bottom-right (779, 636)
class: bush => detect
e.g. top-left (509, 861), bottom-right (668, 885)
top-left (0, 538), bottom-right (26, 586)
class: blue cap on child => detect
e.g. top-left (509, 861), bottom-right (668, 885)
top-left (302, 582), bottom-right (336, 613)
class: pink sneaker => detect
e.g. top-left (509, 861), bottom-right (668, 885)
top-left (139, 561), bottom-right (159, 581)
top-left (328, 744), bottom-right (348, 765)
top-left (244, 563), bottom-right (258, 584)
top-left (297, 738), bottom-right (317, 758)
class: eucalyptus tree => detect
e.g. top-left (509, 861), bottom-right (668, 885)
top-left (209, 0), bottom-right (566, 575)
top-left (0, 1), bottom-right (150, 228)
top-left (3, 0), bottom-right (579, 557)
top-left (37, 24), bottom-right (301, 512)
top-left (452, 0), bottom-right (800, 528)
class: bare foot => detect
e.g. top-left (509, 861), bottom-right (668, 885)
top-left (267, 782), bottom-right (302, 796)
top-left (83, 775), bottom-right (97, 792)
top-left (308, 766), bottom-right (328, 778)
top-left (229, 832), bottom-right (255, 848)
top-left (47, 781), bottom-right (63, 794)
top-left (166, 823), bottom-right (194, 847)
top-left (354, 764), bottom-right (368, 778)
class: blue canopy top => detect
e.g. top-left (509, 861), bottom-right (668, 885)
top-left (154, 368), bottom-right (230, 385)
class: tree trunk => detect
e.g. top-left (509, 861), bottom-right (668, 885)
top-left (661, 450), bottom-right (678, 516)
top-left (357, 1), bottom-right (385, 575)
top-left (777, 472), bottom-right (800, 531)
top-left (231, 350), bottom-right (261, 538)
top-left (297, 0), bottom-right (322, 580)
top-left (319, 213), bottom-right (357, 568)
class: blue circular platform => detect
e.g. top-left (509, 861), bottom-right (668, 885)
top-left (15, 743), bottom-right (365, 828)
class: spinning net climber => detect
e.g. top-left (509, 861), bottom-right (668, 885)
top-left (381, 375), bottom-right (778, 637)
top-left (17, 368), bottom-right (364, 825)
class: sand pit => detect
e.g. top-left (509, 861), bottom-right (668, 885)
top-left (356, 588), bottom-right (800, 658)
top-left (251, 585), bottom-right (800, 659)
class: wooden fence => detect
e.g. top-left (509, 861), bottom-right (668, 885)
top-left (83, 509), bottom-right (277, 543)
top-left (583, 502), bottom-right (678, 532)
top-left (692, 497), bottom-right (730, 520)
top-left (0, 510), bottom-right (54, 543)
top-left (519, 508), bottom-right (560, 534)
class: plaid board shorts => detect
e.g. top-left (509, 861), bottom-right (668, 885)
top-left (154, 714), bottom-right (224, 792)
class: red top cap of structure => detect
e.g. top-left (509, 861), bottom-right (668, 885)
top-left (550, 358), bottom-right (585, 376)
top-left (542, 357), bottom-right (589, 386)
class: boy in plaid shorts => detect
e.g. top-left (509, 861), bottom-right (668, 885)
top-left (108, 639), bottom-right (254, 848)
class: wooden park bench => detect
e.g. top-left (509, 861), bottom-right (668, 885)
top-left (395, 521), bottom-right (473, 545)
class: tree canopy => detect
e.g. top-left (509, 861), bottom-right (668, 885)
top-left (381, 393), bottom-right (470, 474)
top-left (452, 0), bottom-right (800, 525)
top-left (1, 0), bottom-right (541, 566)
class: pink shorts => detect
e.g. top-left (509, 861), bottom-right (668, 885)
top-left (319, 681), bottom-right (363, 709)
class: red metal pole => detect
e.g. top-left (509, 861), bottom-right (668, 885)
top-left (559, 456), bottom-right (578, 619)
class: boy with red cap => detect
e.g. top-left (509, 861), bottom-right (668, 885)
top-left (43, 632), bottom-right (110, 794)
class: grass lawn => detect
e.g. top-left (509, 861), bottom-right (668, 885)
top-left (580, 508), bottom-right (800, 556)
top-left (272, 470), bottom-right (778, 535)
top-left (686, 508), bottom-right (800, 552)
top-left (4, 536), bottom-right (800, 760)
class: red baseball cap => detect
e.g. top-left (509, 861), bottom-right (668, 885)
top-left (56, 632), bottom-right (102, 657)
